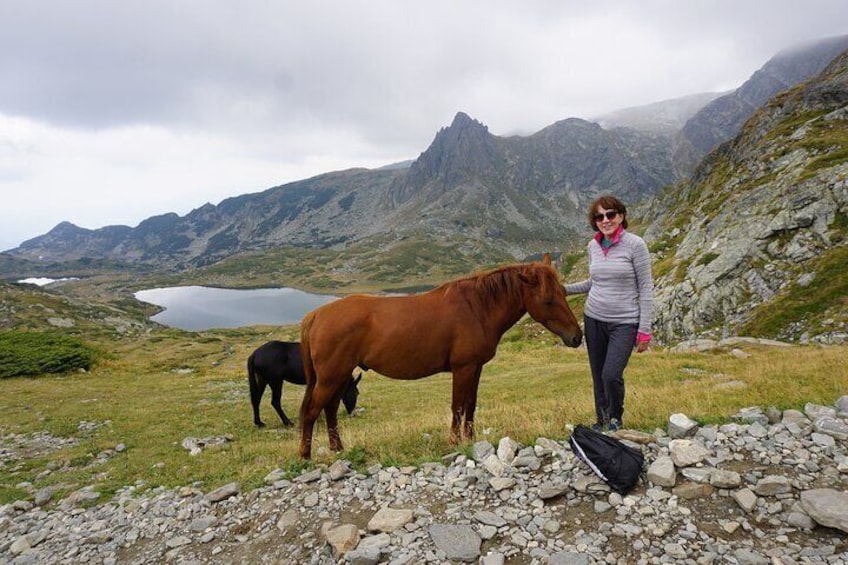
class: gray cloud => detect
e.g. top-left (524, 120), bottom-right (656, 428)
top-left (1, 0), bottom-right (846, 251)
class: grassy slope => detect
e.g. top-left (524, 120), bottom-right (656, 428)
top-left (152, 237), bottom-right (515, 294)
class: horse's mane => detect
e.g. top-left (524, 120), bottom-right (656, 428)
top-left (440, 263), bottom-right (558, 306)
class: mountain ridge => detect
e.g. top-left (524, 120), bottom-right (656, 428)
top-left (3, 37), bottom-right (848, 345)
top-left (11, 36), bottom-right (846, 272)
top-left (9, 37), bottom-right (846, 270)
top-left (674, 34), bottom-right (848, 175)
top-left (6, 113), bottom-right (675, 268)
top-left (643, 47), bottom-right (848, 344)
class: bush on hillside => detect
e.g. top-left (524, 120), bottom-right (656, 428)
top-left (0, 331), bottom-right (96, 378)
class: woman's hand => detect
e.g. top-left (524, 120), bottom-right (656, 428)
top-left (635, 332), bottom-right (651, 353)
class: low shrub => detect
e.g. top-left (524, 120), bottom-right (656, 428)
top-left (0, 331), bottom-right (96, 378)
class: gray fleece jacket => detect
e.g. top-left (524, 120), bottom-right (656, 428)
top-left (564, 230), bottom-right (654, 335)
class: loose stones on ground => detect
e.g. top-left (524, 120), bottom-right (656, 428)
top-left (0, 397), bottom-right (846, 564)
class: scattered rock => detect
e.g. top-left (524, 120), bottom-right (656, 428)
top-left (733, 406), bottom-right (770, 425)
top-left (181, 435), bottom-right (232, 456)
top-left (733, 488), bottom-right (759, 513)
top-left (428, 524), bottom-right (481, 562)
top-left (800, 488), bottom-right (848, 533)
top-left (367, 507), bottom-right (413, 532)
top-left (710, 469), bottom-right (742, 488)
top-left (668, 438), bottom-right (710, 467)
top-left (205, 482), bottom-right (240, 503)
top-left (324, 523), bottom-right (360, 556)
top-left (754, 475), bottom-right (792, 496)
top-left (647, 456), bottom-right (676, 487)
top-left (668, 413), bottom-right (699, 438)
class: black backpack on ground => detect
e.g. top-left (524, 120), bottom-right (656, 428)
top-left (568, 424), bottom-right (645, 495)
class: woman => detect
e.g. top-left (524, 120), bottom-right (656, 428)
top-left (565, 195), bottom-right (653, 432)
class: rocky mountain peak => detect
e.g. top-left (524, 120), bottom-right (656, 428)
top-left (446, 111), bottom-right (488, 133)
top-left (390, 112), bottom-right (500, 204)
top-left (18, 221), bottom-right (86, 249)
top-left (425, 111), bottom-right (492, 158)
top-left (47, 221), bottom-right (86, 237)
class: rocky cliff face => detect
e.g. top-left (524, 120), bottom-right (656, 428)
top-left (645, 49), bottom-right (848, 344)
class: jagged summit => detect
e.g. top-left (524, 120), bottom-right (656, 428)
top-left (391, 112), bottom-right (499, 203)
top-left (429, 112), bottom-right (491, 150)
top-left (446, 111), bottom-right (487, 132)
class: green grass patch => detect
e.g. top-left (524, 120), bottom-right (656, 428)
top-left (558, 251), bottom-right (583, 278)
top-left (0, 331), bottom-right (98, 378)
top-left (739, 245), bottom-right (848, 337)
top-left (697, 252), bottom-right (720, 266)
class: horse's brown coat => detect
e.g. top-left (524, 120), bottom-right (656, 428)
top-left (298, 257), bottom-right (582, 459)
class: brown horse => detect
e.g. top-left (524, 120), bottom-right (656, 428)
top-left (297, 255), bottom-right (582, 459)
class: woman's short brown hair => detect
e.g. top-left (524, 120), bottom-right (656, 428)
top-left (587, 195), bottom-right (628, 232)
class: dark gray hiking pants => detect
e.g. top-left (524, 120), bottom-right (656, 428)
top-left (584, 315), bottom-right (637, 424)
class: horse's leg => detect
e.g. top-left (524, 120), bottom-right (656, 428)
top-left (448, 395), bottom-right (463, 446)
top-left (298, 389), bottom-right (321, 460)
top-left (248, 359), bottom-right (265, 427)
top-left (324, 392), bottom-right (345, 452)
top-left (449, 364), bottom-right (480, 444)
top-left (252, 380), bottom-right (266, 428)
top-left (461, 365), bottom-right (484, 441)
top-left (271, 381), bottom-right (293, 427)
top-left (298, 382), bottom-right (337, 459)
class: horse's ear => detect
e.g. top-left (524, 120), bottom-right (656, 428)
top-left (541, 253), bottom-right (552, 266)
top-left (517, 267), bottom-right (538, 286)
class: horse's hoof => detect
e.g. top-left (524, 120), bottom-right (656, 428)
top-left (283, 421), bottom-right (295, 428)
top-left (255, 422), bottom-right (266, 428)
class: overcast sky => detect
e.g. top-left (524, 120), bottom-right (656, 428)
top-left (1, 1), bottom-right (846, 252)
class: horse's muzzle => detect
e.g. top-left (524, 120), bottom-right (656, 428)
top-left (561, 332), bottom-right (583, 348)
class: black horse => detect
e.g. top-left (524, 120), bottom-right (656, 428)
top-left (248, 340), bottom-right (362, 427)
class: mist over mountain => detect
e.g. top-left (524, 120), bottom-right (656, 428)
top-left (673, 34), bottom-right (848, 175)
top-left (592, 92), bottom-right (728, 134)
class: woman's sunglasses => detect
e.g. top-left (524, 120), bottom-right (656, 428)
top-left (593, 210), bottom-right (619, 222)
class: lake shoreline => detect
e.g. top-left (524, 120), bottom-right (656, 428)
top-left (133, 285), bottom-right (338, 331)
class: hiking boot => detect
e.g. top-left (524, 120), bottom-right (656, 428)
top-left (608, 418), bottom-right (622, 432)
top-left (591, 422), bottom-right (605, 432)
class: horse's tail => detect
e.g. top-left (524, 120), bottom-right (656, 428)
top-left (247, 353), bottom-right (259, 399)
top-left (298, 311), bottom-right (318, 427)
